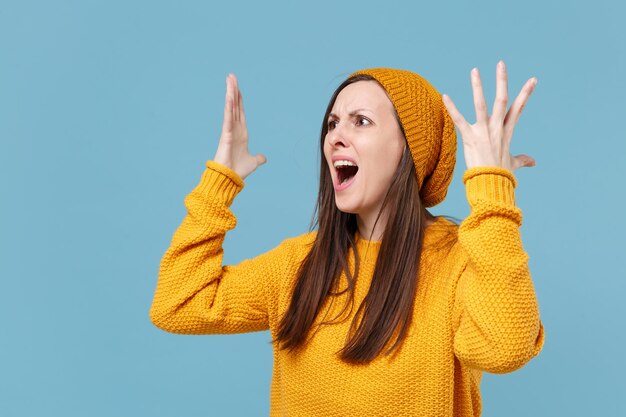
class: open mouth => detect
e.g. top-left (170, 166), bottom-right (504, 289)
top-left (334, 161), bottom-right (359, 185)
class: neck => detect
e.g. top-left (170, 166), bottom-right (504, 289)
top-left (357, 209), bottom-right (435, 242)
top-left (356, 212), bottom-right (386, 242)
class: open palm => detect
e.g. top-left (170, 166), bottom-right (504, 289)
top-left (442, 61), bottom-right (537, 172)
top-left (213, 73), bottom-right (267, 180)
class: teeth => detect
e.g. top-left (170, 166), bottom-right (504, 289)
top-left (333, 160), bottom-right (357, 168)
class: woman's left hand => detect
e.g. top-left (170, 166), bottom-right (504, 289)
top-left (442, 60), bottom-right (537, 172)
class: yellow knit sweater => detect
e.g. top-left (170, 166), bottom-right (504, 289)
top-left (149, 160), bottom-right (545, 416)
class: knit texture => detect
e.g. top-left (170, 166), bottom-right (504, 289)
top-left (349, 68), bottom-right (457, 207)
top-left (150, 161), bottom-right (545, 417)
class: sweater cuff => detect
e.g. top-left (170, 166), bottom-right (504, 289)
top-left (462, 166), bottom-right (517, 209)
top-left (193, 160), bottom-right (245, 206)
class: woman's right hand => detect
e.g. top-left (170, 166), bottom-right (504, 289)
top-left (212, 73), bottom-right (267, 180)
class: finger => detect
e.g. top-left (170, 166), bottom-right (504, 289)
top-left (222, 75), bottom-right (234, 132)
top-left (512, 154), bottom-right (536, 170)
top-left (503, 77), bottom-right (537, 138)
top-left (256, 153), bottom-right (267, 166)
top-left (471, 68), bottom-right (489, 125)
top-left (491, 60), bottom-right (508, 125)
top-left (239, 89), bottom-right (247, 126)
top-left (229, 74), bottom-right (237, 124)
top-left (442, 94), bottom-right (471, 134)
top-left (232, 74), bottom-right (240, 122)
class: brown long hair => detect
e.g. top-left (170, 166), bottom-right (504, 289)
top-left (273, 74), bottom-right (452, 364)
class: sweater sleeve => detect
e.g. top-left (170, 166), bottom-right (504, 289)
top-left (452, 166), bottom-right (545, 374)
top-left (149, 160), bottom-right (293, 335)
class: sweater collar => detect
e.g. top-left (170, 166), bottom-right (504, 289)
top-left (354, 216), bottom-right (449, 252)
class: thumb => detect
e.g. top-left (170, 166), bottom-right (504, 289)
top-left (256, 154), bottom-right (267, 166)
top-left (513, 154), bottom-right (536, 170)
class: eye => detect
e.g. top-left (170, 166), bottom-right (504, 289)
top-left (356, 116), bottom-right (371, 126)
top-left (327, 119), bottom-right (337, 130)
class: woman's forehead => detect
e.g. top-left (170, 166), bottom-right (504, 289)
top-left (332, 80), bottom-right (394, 115)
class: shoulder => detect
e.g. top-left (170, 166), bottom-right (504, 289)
top-left (265, 231), bottom-right (318, 299)
top-left (259, 230), bottom-right (317, 262)
top-left (426, 215), bottom-right (460, 242)
top-left (423, 216), bottom-right (467, 265)
top-left (279, 230), bottom-right (318, 253)
top-left (435, 215), bottom-right (460, 228)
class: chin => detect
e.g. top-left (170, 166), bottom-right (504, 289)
top-left (333, 199), bottom-right (360, 215)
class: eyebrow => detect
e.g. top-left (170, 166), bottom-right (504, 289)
top-left (328, 108), bottom-right (373, 119)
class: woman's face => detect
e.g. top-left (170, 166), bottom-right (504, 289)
top-left (323, 80), bottom-right (406, 223)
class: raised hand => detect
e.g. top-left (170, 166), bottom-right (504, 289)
top-left (212, 73), bottom-right (267, 180)
top-left (442, 61), bottom-right (537, 172)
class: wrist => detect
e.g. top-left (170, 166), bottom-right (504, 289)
top-left (206, 160), bottom-right (245, 188)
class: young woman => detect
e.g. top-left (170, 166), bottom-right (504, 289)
top-left (150, 62), bottom-right (545, 416)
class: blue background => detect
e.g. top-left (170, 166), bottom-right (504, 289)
top-left (1, 0), bottom-right (624, 416)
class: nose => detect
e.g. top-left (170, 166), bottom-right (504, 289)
top-left (327, 123), bottom-right (350, 149)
